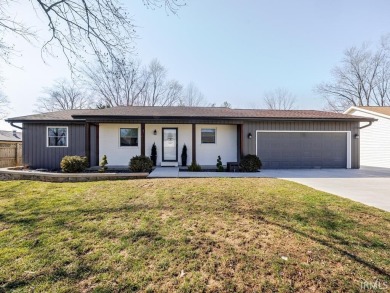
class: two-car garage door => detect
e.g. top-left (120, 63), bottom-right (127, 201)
top-left (256, 132), bottom-right (349, 169)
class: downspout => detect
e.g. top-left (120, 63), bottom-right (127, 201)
top-left (355, 120), bottom-right (374, 169)
top-left (10, 122), bottom-right (23, 130)
top-left (359, 121), bottom-right (373, 129)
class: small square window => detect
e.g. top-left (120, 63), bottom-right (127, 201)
top-left (47, 127), bottom-right (68, 147)
top-left (201, 128), bottom-right (216, 144)
top-left (120, 128), bottom-right (138, 147)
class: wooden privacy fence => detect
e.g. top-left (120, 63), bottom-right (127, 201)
top-left (0, 143), bottom-right (22, 168)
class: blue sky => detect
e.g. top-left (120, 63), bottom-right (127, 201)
top-left (1, 0), bottom-right (390, 129)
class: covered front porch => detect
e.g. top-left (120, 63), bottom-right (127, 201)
top-left (85, 121), bottom-right (245, 168)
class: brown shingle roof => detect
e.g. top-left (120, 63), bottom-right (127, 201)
top-left (6, 109), bottom-right (96, 121)
top-left (6, 106), bottom-right (374, 122)
top-left (356, 106), bottom-right (390, 116)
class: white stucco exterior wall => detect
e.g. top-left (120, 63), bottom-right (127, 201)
top-left (196, 124), bottom-right (237, 166)
top-left (145, 124), bottom-right (192, 166)
top-left (99, 123), bottom-right (237, 166)
top-left (99, 123), bottom-right (141, 165)
top-left (348, 109), bottom-right (390, 168)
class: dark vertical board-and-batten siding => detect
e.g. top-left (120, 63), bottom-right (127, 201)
top-left (23, 123), bottom-right (86, 170)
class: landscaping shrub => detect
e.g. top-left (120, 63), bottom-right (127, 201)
top-left (181, 144), bottom-right (188, 166)
top-left (99, 155), bottom-right (108, 172)
top-left (188, 161), bottom-right (202, 172)
top-left (60, 156), bottom-right (88, 173)
top-left (239, 154), bottom-right (262, 172)
top-left (216, 155), bottom-right (224, 172)
top-left (150, 143), bottom-right (157, 166)
top-left (129, 155), bottom-right (153, 172)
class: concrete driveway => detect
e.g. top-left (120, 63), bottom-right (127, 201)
top-left (261, 166), bottom-right (390, 212)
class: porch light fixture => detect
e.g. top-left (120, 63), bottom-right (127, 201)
top-left (153, 129), bottom-right (157, 135)
top-left (354, 134), bottom-right (360, 139)
top-left (248, 133), bottom-right (252, 139)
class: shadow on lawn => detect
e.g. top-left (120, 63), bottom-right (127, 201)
top-left (0, 203), bottom-right (164, 291)
top-left (1, 195), bottom-right (389, 290)
top-left (246, 207), bottom-right (390, 279)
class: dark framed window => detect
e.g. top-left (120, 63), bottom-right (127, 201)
top-left (47, 127), bottom-right (68, 147)
top-left (120, 128), bottom-right (138, 147)
top-left (201, 128), bottom-right (216, 144)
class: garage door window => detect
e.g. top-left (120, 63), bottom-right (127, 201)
top-left (201, 128), bottom-right (216, 144)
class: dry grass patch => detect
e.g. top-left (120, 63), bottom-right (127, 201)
top-left (0, 178), bottom-right (389, 292)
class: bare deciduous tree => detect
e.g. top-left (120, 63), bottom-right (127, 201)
top-left (0, 0), bottom-right (185, 70)
top-left (180, 82), bottom-right (206, 107)
top-left (263, 88), bottom-right (296, 110)
top-left (86, 58), bottom-right (188, 107)
top-left (84, 59), bottom-right (148, 107)
top-left (316, 35), bottom-right (390, 112)
top-left (221, 101), bottom-right (231, 108)
top-left (85, 58), bottom-right (180, 107)
top-left (142, 59), bottom-right (168, 106)
top-left (160, 80), bottom-right (183, 106)
top-left (35, 80), bottom-right (93, 112)
top-left (0, 90), bottom-right (9, 119)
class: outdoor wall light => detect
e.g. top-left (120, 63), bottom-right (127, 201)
top-left (354, 134), bottom-right (360, 139)
top-left (153, 129), bottom-right (157, 135)
top-left (248, 133), bottom-right (253, 139)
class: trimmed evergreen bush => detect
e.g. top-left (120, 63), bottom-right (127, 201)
top-left (181, 144), bottom-right (188, 166)
top-left (150, 143), bottom-right (157, 166)
top-left (60, 156), bottom-right (88, 173)
top-left (188, 161), bottom-right (201, 172)
top-left (239, 154), bottom-right (262, 172)
top-left (216, 155), bottom-right (224, 172)
top-left (129, 155), bottom-right (153, 172)
top-left (99, 155), bottom-right (108, 172)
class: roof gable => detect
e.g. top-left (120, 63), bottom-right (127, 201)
top-left (345, 106), bottom-right (390, 119)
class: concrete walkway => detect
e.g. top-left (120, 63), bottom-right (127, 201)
top-left (148, 167), bottom-right (390, 212)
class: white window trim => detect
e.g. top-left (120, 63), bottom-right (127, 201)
top-left (119, 127), bottom-right (139, 148)
top-left (47, 126), bottom-right (69, 148)
top-left (255, 130), bottom-right (352, 169)
top-left (201, 128), bottom-right (217, 144)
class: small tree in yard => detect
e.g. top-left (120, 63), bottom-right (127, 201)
top-left (99, 155), bottom-right (108, 172)
top-left (216, 156), bottom-right (224, 172)
top-left (150, 143), bottom-right (157, 166)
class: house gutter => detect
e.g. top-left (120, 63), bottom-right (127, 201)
top-left (359, 121), bottom-right (373, 129)
top-left (9, 122), bottom-right (23, 130)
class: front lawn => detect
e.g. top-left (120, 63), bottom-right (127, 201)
top-left (0, 179), bottom-right (389, 292)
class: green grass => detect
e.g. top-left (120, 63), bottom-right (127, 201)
top-left (0, 178), bottom-right (389, 292)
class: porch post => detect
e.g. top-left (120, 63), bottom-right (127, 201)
top-left (237, 124), bottom-right (243, 162)
top-left (192, 123), bottom-right (196, 163)
top-left (141, 123), bottom-right (145, 156)
top-left (95, 124), bottom-right (99, 166)
top-left (85, 122), bottom-right (91, 167)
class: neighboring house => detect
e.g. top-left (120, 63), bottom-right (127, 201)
top-left (0, 130), bottom-right (23, 168)
top-left (344, 106), bottom-right (390, 168)
top-left (0, 130), bottom-right (22, 143)
top-left (6, 106), bottom-right (373, 170)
